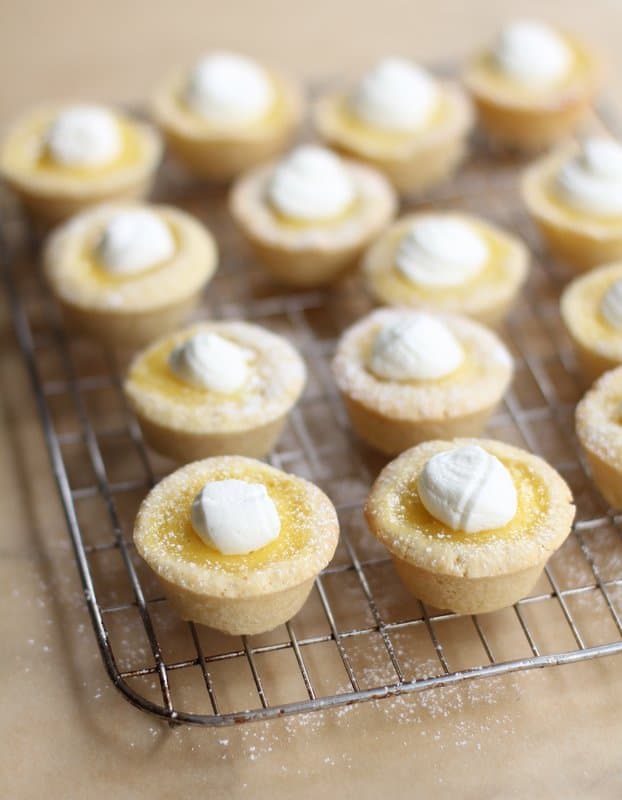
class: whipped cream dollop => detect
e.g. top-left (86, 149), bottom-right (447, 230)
top-left (396, 216), bottom-right (488, 288)
top-left (267, 145), bottom-right (356, 222)
top-left (96, 210), bottom-right (176, 275)
top-left (600, 279), bottom-right (622, 328)
top-left (493, 20), bottom-right (573, 84)
top-left (169, 332), bottom-right (252, 392)
top-left (369, 313), bottom-right (463, 381)
top-left (555, 138), bottom-right (622, 216)
top-left (417, 445), bottom-right (518, 533)
top-left (185, 51), bottom-right (274, 125)
top-left (349, 57), bottom-right (439, 132)
top-left (191, 479), bottom-right (281, 555)
top-left (46, 105), bottom-right (121, 167)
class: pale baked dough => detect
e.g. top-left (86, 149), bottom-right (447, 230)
top-left (576, 365), bottom-right (622, 509)
top-left (229, 156), bottom-right (397, 288)
top-left (43, 202), bottom-right (217, 349)
top-left (560, 262), bottom-right (622, 383)
top-left (124, 320), bottom-right (306, 461)
top-left (332, 308), bottom-right (514, 455)
top-left (313, 81), bottom-right (473, 196)
top-left (133, 456), bottom-right (339, 634)
top-left (0, 106), bottom-right (162, 225)
top-left (362, 211), bottom-right (529, 327)
top-left (365, 438), bottom-right (575, 614)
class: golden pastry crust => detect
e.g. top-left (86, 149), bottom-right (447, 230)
top-left (134, 456), bottom-right (339, 633)
top-left (365, 438), bottom-right (575, 613)
top-left (522, 142), bottom-right (622, 272)
top-left (576, 366), bottom-right (622, 509)
top-left (0, 106), bottom-right (162, 224)
top-left (362, 211), bottom-right (529, 327)
top-left (230, 155), bottom-right (397, 287)
top-left (312, 81), bottom-right (473, 196)
top-left (124, 320), bottom-right (306, 460)
top-left (332, 308), bottom-right (513, 455)
top-left (151, 68), bottom-right (303, 181)
top-left (560, 262), bottom-right (622, 383)
top-left (464, 36), bottom-right (602, 151)
top-left (43, 202), bottom-right (217, 348)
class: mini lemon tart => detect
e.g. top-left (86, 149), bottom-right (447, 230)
top-left (124, 320), bottom-right (306, 461)
top-left (43, 202), bottom-right (217, 349)
top-left (365, 438), bottom-right (575, 614)
top-left (313, 57), bottom-right (473, 196)
top-left (0, 104), bottom-right (162, 224)
top-left (362, 211), bottom-right (529, 327)
top-left (333, 308), bottom-right (513, 455)
top-left (134, 456), bottom-right (339, 635)
top-left (151, 51), bottom-right (303, 181)
top-left (464, 20), bottom-right (601, 151)
top-left (576, 366), bottom-right (622, 509)
top-left (523, 138), bottom-right (622, 272)
top-left (560, 262), bottom-right (622, 383)
top-left (230, 144), bottom-right (397, 287)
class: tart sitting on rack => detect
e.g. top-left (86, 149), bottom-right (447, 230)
top-left (43, 202), bottom-right (217, 349)
top-left (0, 104), bottom-right (162, 224)
top-left (365, 438), bottom-right (575, 614)
top-left (229, 144), bottom-right (397, 288)
top-left (124, 320), bottom-right (306, 461)
top-left (151, 50), bottom-right (303, 181)
top-left (313, 57), bottom-right (473, 196)
top-left (362, 210), bottom-right (529, 327)
top-left (332, 308), bottom-right (513, 455)
top-left (560, 262), bottom-right (622, 383)
top-left (463, 19), bottom-right (602, 151)
top-left (134, 456), bottom-right (339, 635)
top-left (522, 137), bottom-right (622, 272)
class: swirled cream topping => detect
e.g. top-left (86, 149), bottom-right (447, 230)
top-left (96, 210), bottom-right (176, 275)
top-left (396, 216), bottom-right (489, 288)
top-left (555, 138), bottom-right (622, 216)
top-left (191, 479), bottom-right (280, 555)
top-left (493, 20), bottom-right (573, 84)
top-left (417, 445), bottom-right (518, 533)
top-left (46, 106), bottom-right (121, 167)
top-left (600, 279), bottom-right (622, 328)
top-left (267, 145), bottom-right (356, 222)
top-left (168, 332), bottom-right (252, 392)
top-left (349, 57), bottom-right (439, 132)
top-left (184, 51), bottom-right (275, 125)
top-left (369, 313), bottom-right (463, 381)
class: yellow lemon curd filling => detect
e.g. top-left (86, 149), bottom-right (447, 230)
top-left (393, 458), bottom-right (546, 546)
top-left (127, 335), bottom-right (258, 410)
top-left (5, 116), bottom-right (146, 178)
top-left (141, 462), bottom-right (314, 575)
top-left (568, 273), bottom-right (622, 343)
top-left (372, 221), bottom-right (511, 300)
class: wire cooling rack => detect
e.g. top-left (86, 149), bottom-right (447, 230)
top-left (5, 97), bottom-right (622, 728)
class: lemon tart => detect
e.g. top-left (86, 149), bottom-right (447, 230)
top-left (464, 20), bottom-right (601, 151)
top-left (230, 144), bottom-right (397, 287)
top-left (523, 138), bottom-right (622, 272)
top-left (43, 202), bottom-right (217, 349)
top-left (362, 211), bottom-right (529, 327)
top-left (0, 104), bottom-right (162, 224)
top-left (576, 366), bottom-right (622, 509)
top-left (124, 320), bottom-right (306, 461)
top-left (313, 57), bottom-right (473, 196)
top-left (365, 438), bottom-right (575, 614)
top-left (134, 456), bottom-right (339, 634)
top-left (151, 50), bottom-right (303, 181)
top-left (560, 262), bottom-right (622, 383)
top-left (333, 308), bottom-right (513, 455)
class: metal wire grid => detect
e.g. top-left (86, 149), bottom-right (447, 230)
top-left (5, 109), bottom-right (622, 727)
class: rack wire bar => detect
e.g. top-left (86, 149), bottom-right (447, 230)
top-left (5, 93), bottom-right (622, 726)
